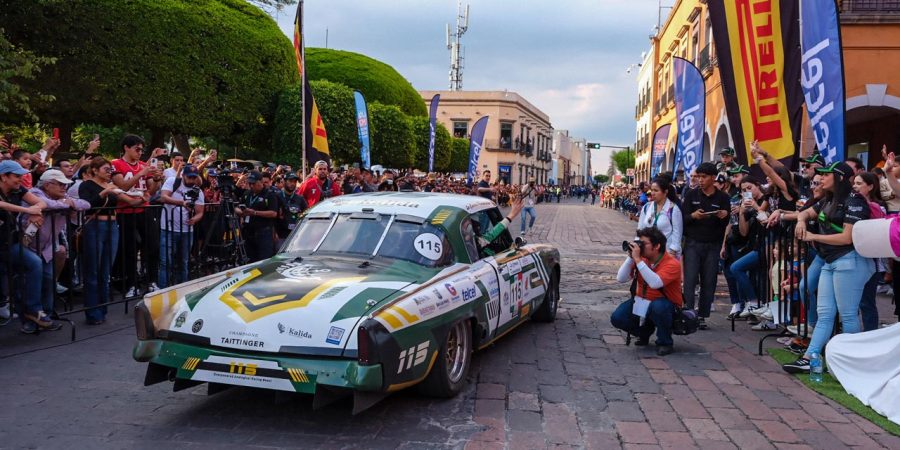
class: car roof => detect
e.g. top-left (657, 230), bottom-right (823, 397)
top-left (312, 192), bottom-right (496, 218)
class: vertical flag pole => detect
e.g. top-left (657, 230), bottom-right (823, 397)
top-left (300, 0), bottom-right (307, 177)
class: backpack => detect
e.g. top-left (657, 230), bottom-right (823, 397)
top-left (672, 308), bottom-right (699, 335)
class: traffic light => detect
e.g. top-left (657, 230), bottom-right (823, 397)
top-left (587, 143), bottom-right (602, 150)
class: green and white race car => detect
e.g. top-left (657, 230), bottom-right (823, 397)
top-left (134, 192), bottom-right (560, 412)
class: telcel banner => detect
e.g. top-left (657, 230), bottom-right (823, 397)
top-left (800, 0), bottom-right (845, 164)
top-left (651, 124), bottom-right (671, 177)
top-left (673, 57), bottom-right (706, 175)
top-left (353, 90), bottom-right (371, 169)
top-left (428, 94), bottom-right (440, 172)
top-left (467, 116), bottom-right (490, 184)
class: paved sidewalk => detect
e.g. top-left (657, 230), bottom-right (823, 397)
top-left (0, 200), bottom-right (897, 449)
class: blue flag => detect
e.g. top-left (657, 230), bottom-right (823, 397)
top-left (353, 90), bottom-right (371, 169)
top-left (673, 57), bottom-right (705, 175)
top-left (651, 124), bottom-right (671, 178)
top-left (428, 94), bottom-right (440, 172)
top-left (467, 116), bottom-right (490, 184)
top-left (800, 0), bottom-right (845, 164)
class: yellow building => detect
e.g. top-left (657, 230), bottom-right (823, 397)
top-left (636, 0), bottom-right (900, 181)
top-left (419, 90), bottom-right (553, 185)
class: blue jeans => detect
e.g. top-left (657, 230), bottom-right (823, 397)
top-left (82, 220), bottom-right (119, 322)
top-left (723, 245), bottom-right (741, 306)
top-left (159, 230), bottom-right (193, 289)
top-left (807, 250), bottom-right (874, 357)
top-left (729, 250), bottom-right (760, 307)
top-left (520, 206), bottom-right (536, 233)
top-left (799, 254), bottom-right (824, 327)
top-left (860, 271), bottom-right (883, 332)
top-left (611, 298), bottom-right (676, 346)
top-left (9, 244), bottom-right (52, 317)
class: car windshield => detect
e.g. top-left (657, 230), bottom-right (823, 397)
top-left (282, 213), bottom-right (454, 267)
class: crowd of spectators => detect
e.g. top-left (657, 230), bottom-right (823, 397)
top-left (607, 143), bottom-right (900, 370)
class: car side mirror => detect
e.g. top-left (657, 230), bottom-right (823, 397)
top-left (514, 236), bottom-right (527, 249)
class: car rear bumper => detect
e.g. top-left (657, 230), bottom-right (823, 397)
top-left (133, 340), bottom-right (383, 393)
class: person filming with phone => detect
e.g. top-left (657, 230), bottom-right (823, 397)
top-left (611, 227), bottom-right (684, 356)
top-left (681, 162), bottom-right (730, 329)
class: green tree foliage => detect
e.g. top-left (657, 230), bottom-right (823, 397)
top-left (610, 148), bottom-right (635, 174)
top-left (369, 103), bottom-right (414, 168)
top-left (307, 48), bottom-right (427, 117)
top-left (247, 0), bottom-right (296, 14)
top-left (408, 116), bottom-right (451, 171)
top-left (0, 29), bottom-right (55, 121)
top-left (593, 174), bottom-right (610, 184)
top-left (444, 137), bottom-right (470, 173)
top-left (1, 0), bottom-right (297, 141)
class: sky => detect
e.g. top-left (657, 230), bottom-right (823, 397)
top-left (273, 0), bottom-right (661, 173)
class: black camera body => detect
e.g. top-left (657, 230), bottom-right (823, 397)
top-left (183, 186), bottom-right (201, 208)
top-left (622, 238), bottom-right (641, 253)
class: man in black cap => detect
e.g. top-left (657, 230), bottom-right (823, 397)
top-left (716, 147), bottom-right (738, 174)
top-left (798, 152), bottom-right (825, 199)
top-left (681, 162), bottom-right (731, 329)
top-left (276, 173), bottom-right (309, 243)
top-left (237, 171), bottom-right (279, 262)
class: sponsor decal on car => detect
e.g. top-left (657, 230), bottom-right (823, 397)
top-left (435, 298), bottom-right (450, 310)
top-left (174, 311), bottom-right (187, 328)
top-left (326, 326), bottom-right (345, 345)
top-left (397, 341), bottom-right (430, 373)
top-left (432, 288), bottom-right (443, 300)
top-left (278, 323), bottom-right (312, 339)
top-left (444, 283), bottom-right (458, 296)
top-left (276, 262), bottom-right (331, 281)
top-left (219, 337), bottom-right (265, 348)
top-left (418, 304), bottom-right (436, 316)
top-left (192, 319), bottom-right (203, 333)
top-left (461, 285), bottom-right (479, 302)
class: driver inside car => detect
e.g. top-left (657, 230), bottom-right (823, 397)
top-left (472, 198), bottom-right (525, 257)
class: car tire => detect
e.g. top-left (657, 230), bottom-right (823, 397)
top-left (418, 319), bottom-right (472, 398)
top-left (532, 267), bottom-right (559, 322)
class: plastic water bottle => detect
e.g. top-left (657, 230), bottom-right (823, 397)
top-left (809, 353), bottom-right (824, 383)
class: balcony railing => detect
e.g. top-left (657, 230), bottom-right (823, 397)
top-left (698, 44), bottom-right (712, 75)
top-left (841, 0), bottom-right (900, 12)
top-left (667, 85), bottom-right (675, 106)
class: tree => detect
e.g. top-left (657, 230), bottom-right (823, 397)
top-left (247, 0), bottom-right (296, 14)
top-left (408, 116), bottom-right (451, 171)
top-left (1, 0), bottom-right (298, 148)
top-left (0, 29), bottom-right (55, 121)
top-left (444, 137), bottom-right (470, 173)
top-left (593, 174), bottom-right (610, 184)
top-left (610, 148), bottom-right (635, 174)
top-left (369, 103), bottom-right (415, 168)
top-left (307, 48), bottom-right (427, 117)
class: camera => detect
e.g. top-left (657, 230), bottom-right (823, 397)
top-left (216, 168), bottom-right (236, 196)
top-left (183, 186), bottom-right (200, 208)
top-left (622, 238), bottom-right (641, 253)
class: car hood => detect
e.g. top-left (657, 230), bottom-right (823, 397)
top-left (162, 254), bottom-right (458, 356)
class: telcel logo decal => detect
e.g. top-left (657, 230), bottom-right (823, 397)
top-left (462, 286), bottom-right (478, 302)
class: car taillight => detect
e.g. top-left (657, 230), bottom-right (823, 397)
top-left (134, 302), bottom-right (157, 340)
top-left (357, 325), bottom-right (372, 365)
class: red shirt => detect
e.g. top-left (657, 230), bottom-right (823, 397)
top-left (298, 176), bottom-right (339, 208)
top-left (634, 252), bottom-right (683, 308)
top-left (111, 158), bottom-right (149, 213)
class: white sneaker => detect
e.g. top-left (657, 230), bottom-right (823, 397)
top-left (729, 304), bottom-right (742, 315)
top-left (56, 283), bottom-right (68, 294)
top-left (148, 283), bottom-right (160, 293)
top-left (0, 302), bottom-right (10, 320)
top-left (787, 324), bottom-right (815, 335)
top-left (749, 305), bottom-right (768, 315)
top-left (520, 231), bottom-right (526, 236)
top-left (876, 284), bottom-right (890, 295)
top-left (752, 321), bottom-right (778, 331)
top-left (759, 309), bottom-right (774, 321)
top-left (125, 286), bottom-right (140, 298)
top-left (739, 308), bottom-right (753, 318)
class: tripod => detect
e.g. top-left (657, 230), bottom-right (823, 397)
top-left (197, 190), bottom-right (248, 275)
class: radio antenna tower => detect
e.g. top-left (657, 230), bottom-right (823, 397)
top-left (447, 1), bottom-right (469, 91)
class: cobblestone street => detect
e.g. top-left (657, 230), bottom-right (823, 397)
top-left (1, 201), bottom-right (897, 449)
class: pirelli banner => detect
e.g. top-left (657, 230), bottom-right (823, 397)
top-left (708, 0), bottom-right (804, 167)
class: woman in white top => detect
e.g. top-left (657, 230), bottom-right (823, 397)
top-left (637, 176), bottom-right (683, 257)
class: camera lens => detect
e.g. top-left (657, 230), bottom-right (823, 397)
top-left (622, 241), bottom-right (631, 252)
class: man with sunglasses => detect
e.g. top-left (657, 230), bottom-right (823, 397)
top-left (799, 152), bottom-right (825, 199)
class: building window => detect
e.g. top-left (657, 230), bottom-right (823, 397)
top-left (453, 121), bottom-right (468, 138)
top-left (500, 123), bottom-right (513, 149)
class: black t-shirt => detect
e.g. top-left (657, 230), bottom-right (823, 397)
top-left (79, 180), bottom-right (116, 216)
top-left (767, 185), bottom-right (799, 213)
top-left (682, 187), bottom-right (731, 243)
top-left (241, 189), bottom-right (278, 232)
top-left (812, 193), bottom-right (869, 263)
top-left (477, 180), bottom-right (493, 200)
top-left (0, 186), bottom-right (27, 247)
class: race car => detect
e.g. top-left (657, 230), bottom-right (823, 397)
top-left (133, 192), bottom-right (561, 413)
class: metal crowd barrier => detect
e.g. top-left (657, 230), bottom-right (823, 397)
top-left (1, 200), bottom-right (251, 341)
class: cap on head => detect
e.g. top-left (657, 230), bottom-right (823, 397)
top-left (182, 164), bottom-right (200, 178)
top-left (314, 160), bottom-right (329, 169)
top-left (727, 164), bottom-right (751, 175)
top-left (39, 168), bottom-right (73, 185)
top-left (802, 152), bottom-right (826, 166)
top-left (247, 170), bottom-right (263, 183)
top-left (0, 160), bottom-right (29, 175)
top-left (815, 161), bottom-right (852, 177)
top-left (285, 173), bottom-right (299, 181)
top-left (719, 147), bottom-right (736, 157)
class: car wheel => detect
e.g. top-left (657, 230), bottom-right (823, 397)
top-left (532, 267), bottom-right (559, 322)
top-left (419, 319), bottom-right (472, 398)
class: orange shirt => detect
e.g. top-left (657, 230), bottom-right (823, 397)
top-left (634, 252), bottom-right (683, 308)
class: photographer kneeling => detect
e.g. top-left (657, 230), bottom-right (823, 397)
top-left (611, 227), bottom-right (684, 356)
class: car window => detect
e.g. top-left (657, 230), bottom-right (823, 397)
top-left (460, 218), bottom-right (480, 262)
top-left (467, 209), bottom-right (514, 258)
top-left (377, 220), bottom-right (454, 267)
top-left (282, 214), bottom-right (332, 253)
top-left (317, 213), bottom-right (390, 255)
